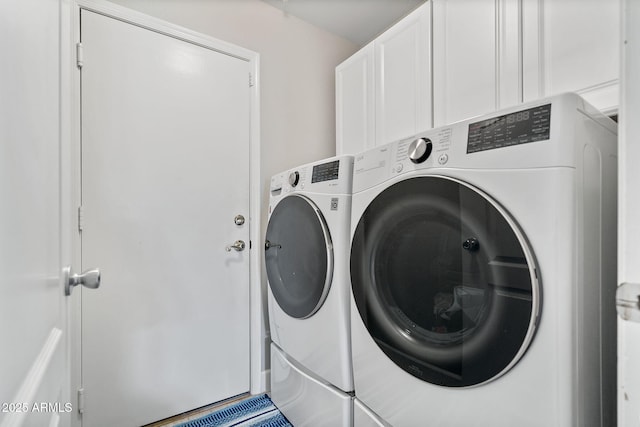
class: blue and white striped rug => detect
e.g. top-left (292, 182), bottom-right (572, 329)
top-left (177, 394), bottom-right (292, 427)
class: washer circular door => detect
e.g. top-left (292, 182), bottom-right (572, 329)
top-left (350, 176), bottom-right (540, 387)
top-left (265, 194), bottom-right (334, 319)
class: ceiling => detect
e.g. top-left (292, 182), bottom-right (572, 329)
top-left (261, 0), bottom-right (427, 46)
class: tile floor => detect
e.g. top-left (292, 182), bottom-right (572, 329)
top-left (143, 393), bottom-right (251, 427)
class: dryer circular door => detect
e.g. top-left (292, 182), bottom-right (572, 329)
top-left (351, 176), bottom-right (540, 387)
top-left (265, 194), bottom-right (334, 319)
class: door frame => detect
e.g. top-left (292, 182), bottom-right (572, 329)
top-left (61, 2), bottom-right (263, 425)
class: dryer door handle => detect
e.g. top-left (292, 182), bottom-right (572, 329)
top-left (264, 240), bottom-right (281, 250)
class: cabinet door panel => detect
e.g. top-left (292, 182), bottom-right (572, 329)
top-left (523, 0), bottom-right (620, 113)
top-left (375, 3), bottom-right (431, 145)
top-left (336, 44), bottom-right (375, 155)
top-left (433, 0), bottom-right (495, 126)
top-left (433, 0), bottom-right (521, 127)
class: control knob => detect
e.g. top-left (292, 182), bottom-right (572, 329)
top-left (408, 138), bottom-right (433, 164)
top-left (289, 171), bottom-right (300, 187)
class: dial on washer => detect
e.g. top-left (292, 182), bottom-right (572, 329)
top-left (408, 138), bottom-right (433, 164)
top-left (289, 171), bottom-right (300, 187)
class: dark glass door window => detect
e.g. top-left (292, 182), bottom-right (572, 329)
top-left (265, 195), bottom-right (333, 319)
top-left (351, 176), bottom-right (540, 387)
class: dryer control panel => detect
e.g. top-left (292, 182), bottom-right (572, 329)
top-left (466, 104), bottom-right (551, 154)
top-left (270, 155), bottom-right (354, 198)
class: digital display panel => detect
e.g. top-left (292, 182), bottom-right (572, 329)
top-left (312, 160), bottom-right (340, 183)
top-left (467, 104), bottom-right (552, 153)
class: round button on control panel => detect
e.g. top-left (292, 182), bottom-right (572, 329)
top-left (289, 171), bottom-right (300, 187)
top-left (408, 138), bottom-right (433, 164)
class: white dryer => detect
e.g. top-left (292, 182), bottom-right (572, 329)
top-left (265, 156), bottom-right (354, 424)
top-left (349, 94), bottom-right (617, 426)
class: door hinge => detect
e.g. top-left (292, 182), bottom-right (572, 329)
top-left (249, 72), bottom-right (254, 87)
top-left (617, 282), bottom-right (640, 323)
top-left (76, 42), bottom-right (84, 69)
top-left (77, 205), bottom-right (84, 232)
top-left (77, 388), bottom-right (85, 414)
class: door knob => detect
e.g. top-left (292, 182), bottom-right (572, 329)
top-left (64, 266), bottom-right (101, 296)
top-left (226, 240), bottom-right (246, 252)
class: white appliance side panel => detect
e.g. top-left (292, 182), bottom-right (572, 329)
top-left (271, 344), bottom-right (352, 427)
top-left (619, 0), bottom-right (640, 424)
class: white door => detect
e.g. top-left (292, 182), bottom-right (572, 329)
top-left (0, 0), bottom-right (70, 427)
top-left (79, 10), bottom-right (251, 426)
top-left (619, 1), bottom-right (640, 424)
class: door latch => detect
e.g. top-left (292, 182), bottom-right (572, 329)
top-left (616, 282), bottom-right (640, 323)
top-left (226, 240), bottom-right (246, 252)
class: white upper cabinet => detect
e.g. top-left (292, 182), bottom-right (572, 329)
top-left (432, 0), bottom-right (521, 127)
top-left (522, 0), bottom-right (620, 114)
top-left (336, 2), bottom-right (431, 155)
top-left (336, 43), bottom-right (375, 155)
top-left (336, 0), bottom-right (620, 155)
top-left (375, 3), bottom-right (432, 146)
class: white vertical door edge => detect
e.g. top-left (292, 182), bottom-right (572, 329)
top-left (1, 1), bottom-right (72, 427)
top-left (61, 3), bottom-right (84, 426)
top-left (496, 0), bottom-right (523, 108)
top-left (521, 0), bottom-right (544, 103)
top-left (65, 2), bottom-right (263, 426)
top-left (619, 1), bottom-right (640, 425)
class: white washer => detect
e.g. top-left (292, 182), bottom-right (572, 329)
top-left (349, 94), bottom-right (617, 426)
top-left (265, 156), bottom-right (354, 424)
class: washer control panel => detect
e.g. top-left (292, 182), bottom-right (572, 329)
top-left (394, 127), bottom-right (453, 174)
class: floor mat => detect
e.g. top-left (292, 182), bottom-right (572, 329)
top-left (176, 394), bottom-right (292, 427)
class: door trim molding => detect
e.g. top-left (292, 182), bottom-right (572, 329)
top-left (64, 4), bottom-right (262, 426)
